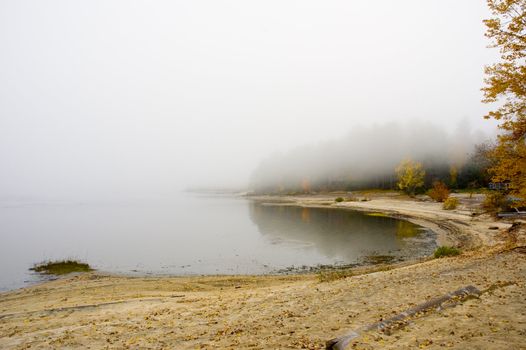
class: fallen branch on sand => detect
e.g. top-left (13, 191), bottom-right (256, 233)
top-left (326, 285), bottom-right (481, 350)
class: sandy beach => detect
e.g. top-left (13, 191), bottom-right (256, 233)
top-left (1, 193), bottom-right (525, 349)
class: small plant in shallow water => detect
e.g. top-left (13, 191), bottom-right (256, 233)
top-left (334, 197), bottom-right (344, 203)
top-left (30, 260), bottom-right (93, 275)
top-left (433, 246), bottom-right (460, 258)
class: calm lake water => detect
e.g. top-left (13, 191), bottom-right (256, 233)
top-left (0, 193), bottom-right (436, 291)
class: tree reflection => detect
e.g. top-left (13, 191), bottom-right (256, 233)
top-left (248, 203), bottom-right (433, 263)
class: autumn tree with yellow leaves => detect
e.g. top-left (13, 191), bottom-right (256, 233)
top-left (483, 0), bottom-right (526, 206)
top-left (396, 159), bottom-right (425, 196)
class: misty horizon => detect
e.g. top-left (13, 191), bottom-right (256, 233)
top-left (1, 1), bottom-right (501, 200)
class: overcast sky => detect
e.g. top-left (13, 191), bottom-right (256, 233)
top-left (0, 0), bottom-right (500, 199)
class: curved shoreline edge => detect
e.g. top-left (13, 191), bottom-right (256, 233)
top-left (248, 193), bottom-right (510, 250)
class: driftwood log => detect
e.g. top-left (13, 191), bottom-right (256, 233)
top-left (326, 285), bottom-right (481, 350)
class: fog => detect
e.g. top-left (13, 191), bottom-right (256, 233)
top-left (0, 1), bottom-right (499, 200)
top-left (250, 120), bottom-right (494, 192)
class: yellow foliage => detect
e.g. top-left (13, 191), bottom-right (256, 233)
top-left (449, 165), bottom-right (458, 188)
top-left (395, 159), bottom-right (425, 196)
top-left (483, 0), bottom-right (526, 206)
top-left (443, 197), bottom-right (459, 210)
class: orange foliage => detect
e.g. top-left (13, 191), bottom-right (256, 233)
top-left (483, 0), bottom-right (526, 206)
top-left (428, 181), bottom-right (450, 202)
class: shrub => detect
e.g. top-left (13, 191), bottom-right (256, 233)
top-left (482, 191), bottom-right (511, 214)
top-left (433, 246), bottom-right (460, 258)
top-left (428, 181), bottom-right (450, 202)
top-left (443, 197), bottom-right (459, 210)
top-left (335, 197), bottom-right (344, 202)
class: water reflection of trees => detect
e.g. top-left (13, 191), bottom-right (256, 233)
top-left (396, 220), bottom-right (420, 238)
top-left (248, 203), bottom-right (426, 262)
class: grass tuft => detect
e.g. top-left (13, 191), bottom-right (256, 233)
top-left (433, 246), bottom-right (461, 258)
top-left (334, 197), bottom-right (344, 202)
top-left (30, 260), bottom-right (93, 275)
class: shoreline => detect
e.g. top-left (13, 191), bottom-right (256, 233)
top-left (1, 193), bottom-right (525, 349)
top-left (248, 192), bottom-right (510, 249)
top-left (5, 192), bottom-right (450, 291)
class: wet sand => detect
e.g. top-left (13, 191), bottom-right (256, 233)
top-left (1, 193), bottom-right (525, 349)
